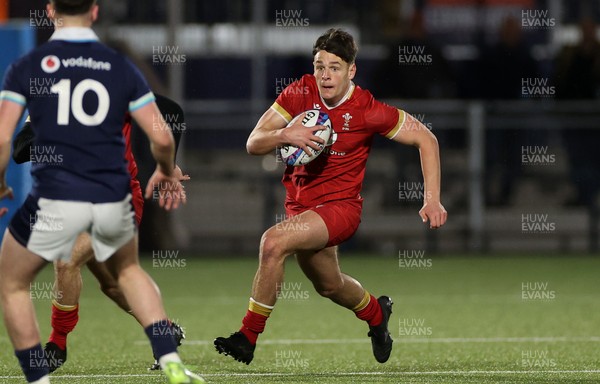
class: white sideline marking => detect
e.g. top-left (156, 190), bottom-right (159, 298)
top-left (2, 370), bottom-right (600, 380)
top-left (134, 335), bottom-right (600, 346)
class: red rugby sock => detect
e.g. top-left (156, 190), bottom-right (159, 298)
top-left (239, 298), bottom-right (273, 345)
top-left (353, 292), bottom-right (383, 327)
top-left (48, 300), bottom-right (79, 350)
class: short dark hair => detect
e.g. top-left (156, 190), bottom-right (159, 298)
top-left (312, 28), bottom-right (358, 64)
top-left (51, 0), bottom-right (96, 15)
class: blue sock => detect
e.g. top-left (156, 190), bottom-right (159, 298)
top-left (15, 343), bottom-right (48, 383)
top-left (144, 319), bottom-right (177, 360)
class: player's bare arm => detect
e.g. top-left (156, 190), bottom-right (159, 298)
top-left (0, 100), bottom-right (24, 216)
top-left (247, 109), bottom-right (325, 155)
top-left (132, 102), bottom-right (184, 210)
top-left (132, 101), bottom-right (175, 175)
top-left (393, 111), bottom-right (447, 229)
top-left (0, 187), bottom-right (13, 217)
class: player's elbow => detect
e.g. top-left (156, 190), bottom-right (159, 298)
top-left (246, 138), bottom-right (266, 156)
top-left (246, 139), bottom-right (255, 155)
top-left (246, 142), bottom-right (259, 155)
top-left (415, 130), bottom-right (439, 150)
top-left (427, 132), bottom-right (439, 149)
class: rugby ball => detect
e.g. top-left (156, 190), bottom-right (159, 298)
top-left (279, 110), bottom-right (332, 166)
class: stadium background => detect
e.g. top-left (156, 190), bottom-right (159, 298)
top-left (1, 0), bottom-right (599, 256)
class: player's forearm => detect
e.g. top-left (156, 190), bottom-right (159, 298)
top-left (132, 102), bottom-right (176, 175)
top-left (247, 129), bottom-right (286, 155)
top-left (395, 113), bottom-right (442, 202)
top-left (418, 135), bottom-right (442, 203)
top-left (0, 100), bottom-right (25, 178)
top-left (150, 141), bottom-right (175, 176)
top-left (0, 140), bottom-right (11, 183)
top-left (247, 108), bottom-right (291, 155)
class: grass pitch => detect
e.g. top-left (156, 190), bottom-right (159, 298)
top-left (1, 253), bottom-right (599, 383)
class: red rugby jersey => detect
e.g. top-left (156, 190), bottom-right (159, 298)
top-left (121, 116), bottom-right (138, 182)
top-left (272, 74), bottom-right (404, 207)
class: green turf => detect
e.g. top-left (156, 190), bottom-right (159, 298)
top-left (1, 254), bottom-right (599, 383)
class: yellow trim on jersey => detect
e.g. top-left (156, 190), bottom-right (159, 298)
top-left (271, 102), bottom-right (293, 123)
top-left (384, 109), bottom-right (406, 140)
top-left (347, 83), bottom-right (356, 100)
top-left (26, 115), bottom-right (31, 123)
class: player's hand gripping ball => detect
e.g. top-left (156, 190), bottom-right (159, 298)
top-left (279, 109), bottom-right (332, 166)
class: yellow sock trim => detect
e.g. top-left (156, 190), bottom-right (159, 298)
top-left (52, 299), bottom-right (78, 312)
top-left (352, 291), bottom-right (371, 312)
top-left (248, 298), bottom-right (273, 317)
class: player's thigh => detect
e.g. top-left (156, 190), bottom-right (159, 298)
top-left (296, 247), bottom-right (343, 291)
top-left (0, 230), bottom-right (48, 291)
top-left (310, 199), bottom-right (362, 248)
top-left (102, 233), bottom-right (139, 278)
top-left (264, 209), bottom-right (329, 254)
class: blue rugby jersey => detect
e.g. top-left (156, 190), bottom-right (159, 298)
top-left (0, 27), bottom-right (155, 203)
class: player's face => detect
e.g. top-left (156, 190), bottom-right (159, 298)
top-left (313, 50), bottom-right (356, 106)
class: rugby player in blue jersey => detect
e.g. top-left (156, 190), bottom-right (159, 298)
top-left (0, 1), bottom-right (204, 383)
top-left (12, 94), bottom-right (189, 373)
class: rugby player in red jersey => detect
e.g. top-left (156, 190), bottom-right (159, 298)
top-left (11, 94), bottom-right (188, 372)
top-left (215, 28), bottom-right (447, 364)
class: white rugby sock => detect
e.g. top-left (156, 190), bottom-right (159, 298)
top-left (158, 352), bottom-right (182, 369)
top-left (30, 376), bottom-right (50, 384)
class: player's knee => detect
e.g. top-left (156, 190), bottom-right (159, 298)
top-left (93, 263), bottom-right (125, 303)
top-left (54, 259), bottom-right (79, 276)
top-left (100, 284), bottom-right (121, 302)
top-left (0, 276), bottom-right (29, 296)
top-left (314, 281), bottom-right (344, 299)
top-left (259, 230), bottom-right (288, 262)
top-left (0, 279), bottom-right (15, 298)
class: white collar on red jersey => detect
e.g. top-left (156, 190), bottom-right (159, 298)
top-left (321, 82), bottom-right (356, 109)
top-left (49, 27), bottom-right (100, 42)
